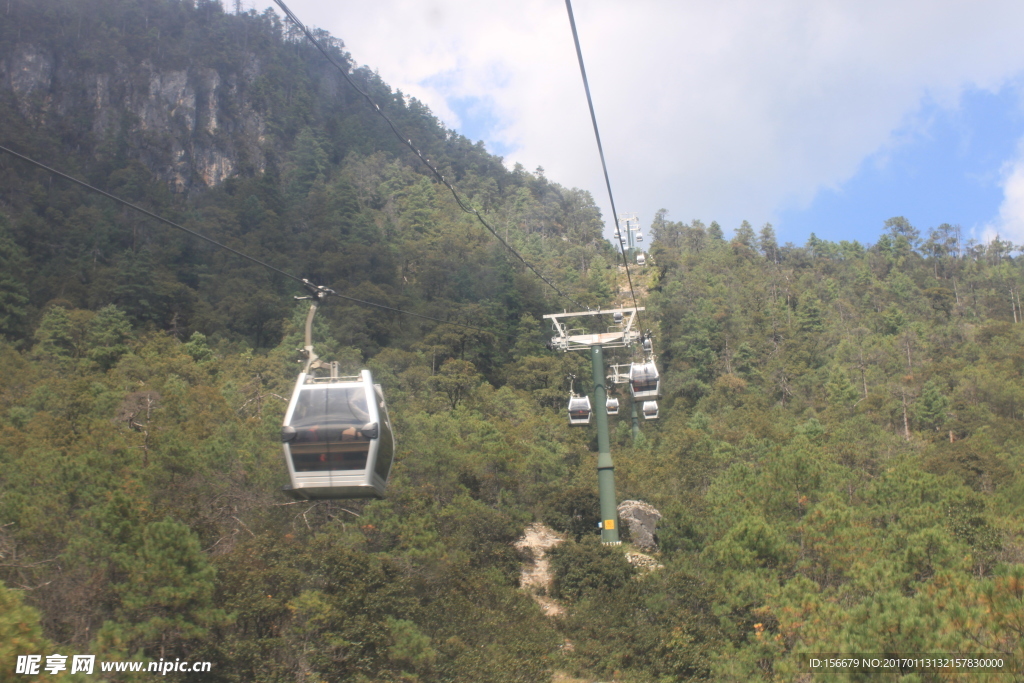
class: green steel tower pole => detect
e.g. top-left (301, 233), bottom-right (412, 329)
top-left (591, 344), bottom-right (620, 544)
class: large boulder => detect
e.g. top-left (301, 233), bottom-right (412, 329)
top-left (617, 500), bottom-right (662, 551)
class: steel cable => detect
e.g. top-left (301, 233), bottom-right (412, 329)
top-left (271, 0), bottom-right (590, 311)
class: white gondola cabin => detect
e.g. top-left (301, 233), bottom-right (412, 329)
top-left (281, 369), bottom-right (395, 499)
top-left (606, 397), bottom-right (620, 415)
top-left (568, 395), bottom-right (593, 425)
top-left (629, 361), bottom-right (660, 399)
top-left (642, 400), bottom-right (659, 420)
top-left (636, 233), bottom-right (644, 242)
top-left (637, 253), bottom-right (647, 266)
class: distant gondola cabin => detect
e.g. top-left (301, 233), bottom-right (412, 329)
top-left (606, 397), bottom-right (620, 415)
top-left (629, 361), bottom-right (660, 399)
top-left (642, 400), bottom-right (659, 420)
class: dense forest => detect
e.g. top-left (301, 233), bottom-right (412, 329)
top-left (1, 0), bottom-right (1022, 681)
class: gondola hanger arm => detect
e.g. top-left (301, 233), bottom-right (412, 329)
top-left (295, 279), bottom-right (336, 375)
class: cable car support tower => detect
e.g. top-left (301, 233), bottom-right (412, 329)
top-left (544, 307), bottom-right (644, 544)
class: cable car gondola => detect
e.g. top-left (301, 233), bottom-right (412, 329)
top-left (629, 361), bottom-right (660, 399)
top-left (566, 374), bottom-right (592, 425)
top-left (282, 369), bottom-right (395, 499)
top-left (606, 397), bottom-right (620, 415)
top-left (568, 394), bottom-right (592, 425)
top-left (637, 253), bottom-right (646, 266)
top-left (282, 285), bottom-right (395, 499)
top-left (642, 400), bottom-right (659, 420)
top-left (636, 233), bottom-right (643, 242)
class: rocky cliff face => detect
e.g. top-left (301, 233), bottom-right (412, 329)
top-left (2, 42), bottom-right (266, 193)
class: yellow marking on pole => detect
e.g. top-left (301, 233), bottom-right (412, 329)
top-left (604, 519), bottom-right (615, 530)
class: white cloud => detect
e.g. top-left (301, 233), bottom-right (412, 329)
top-left (266, 0), bottom-right (1024, 239)
top-left (984, 139), bottom-right (1024, 244)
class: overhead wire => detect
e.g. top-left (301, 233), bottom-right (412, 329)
top-left (563, 0), bottom-right (645, 330)
top-left (270, 0), bottom-right (590, 312)
top-left (0, 143), bottom-right (487, 333)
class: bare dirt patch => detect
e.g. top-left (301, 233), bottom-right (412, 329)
top-left (515, 523), bottom-right (565, 617)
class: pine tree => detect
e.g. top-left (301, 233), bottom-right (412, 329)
top-left (734, 220), bottom-right (755, 247)
top-left (825, 366), bottom-right (859, 409)
top-left (914, 380), bottom-right (950, 432)
top-left (94, 520), bottom-right (230, 660)
top-left (430, 358), bottom-right (482, 409)
top-left (85, 304), bottom-right (132, 370)
top-left (32, 305), bottom-right (77, 361)
top-left (0, 581), bottom-right (63, 679)
top-left (0, 219), bottom-right (30, 339)
top-left (797, 295), bottom-right (825, 334)
top-left (758, 223), bottom-right (778, 263)
top-left (290, 128), bottom-right (330, 198)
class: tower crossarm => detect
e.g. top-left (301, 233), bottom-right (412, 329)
top-left (544, 307), bottom-right (645, 351)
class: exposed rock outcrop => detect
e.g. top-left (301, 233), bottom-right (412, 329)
top-left (625, 551), bottom-right (664, 572)
top-left (4, 45), bottom-right (53, 120)
top-left (617, 499), bottom-right (661, 551)
top-left (1, 44), bottom-right (266, 194)
top-left (515, 523), bottom-right (565, 617)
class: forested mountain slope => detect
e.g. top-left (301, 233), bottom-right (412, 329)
top-left (1, 1), bottom-right (1022, 682)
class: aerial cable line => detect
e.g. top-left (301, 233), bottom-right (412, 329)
top-left (563, 0), bottom-right (644, 328)
top-left (270, 0), bottom-right (589, 311)
top-left (0, 143), bottom-right (486, 333)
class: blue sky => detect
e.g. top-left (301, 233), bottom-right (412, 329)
top-left (443, 81), bottom-right (1024, 248)
top-left (444, 95), bottom-right (515, 159)
top-left (268, 1), bottom-right (1024, 249)
top-left (777, 84), bottom-right (1024, 247)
